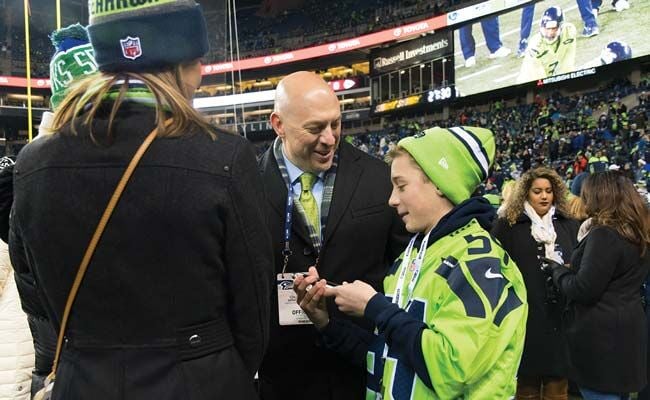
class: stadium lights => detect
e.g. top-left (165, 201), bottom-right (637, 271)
top-left (343, 79), bottom-right (356, 89)
top-left (245, 108), bottom-right (273, 116)
top-left (327, 78), bottom-right (359, 91)
top-left (193, 90), bottom-right (277, 109)
top-left (8, 93), bottom-right (44, 101)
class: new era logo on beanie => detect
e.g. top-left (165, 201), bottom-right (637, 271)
top-left (87, 0), bottom-right (209, 72)
top-left (398, 126), bottom-right (496, 205)
top-left (49, 23), bottom-right (98, 110)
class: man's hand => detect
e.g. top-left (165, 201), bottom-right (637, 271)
top-left (293, 267), bottom-right (330, 330)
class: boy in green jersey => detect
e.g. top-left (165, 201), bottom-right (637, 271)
top-left (517, 6), bottom-right (577, 84)
top-left (295, 126), bottom-right (528, 399)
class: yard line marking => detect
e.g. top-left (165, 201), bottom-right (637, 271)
top-left (457, 64), bottom-right (502, 81)
top-left (494, 72), bottom-right (519, 83)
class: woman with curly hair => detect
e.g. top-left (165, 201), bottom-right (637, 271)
top-left (543, 171), bottom-right (650, 399)
top-left (492, 167), bottom-right (580, 400)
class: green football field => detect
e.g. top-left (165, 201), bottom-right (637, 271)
top-left (453, 0), bottom-right (650, 96)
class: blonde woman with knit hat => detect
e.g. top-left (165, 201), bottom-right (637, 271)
top-left (294, 126), bottom-right (528, 399)
top-left (9, 1), bottom-right (273, 399)
top-left (492, 167), bottom-right (579, 400)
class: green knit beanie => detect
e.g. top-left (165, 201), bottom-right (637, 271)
top-left (49, 23), bottom-right (98, 110)
top-left (398, 126), bottom-right (496, 205)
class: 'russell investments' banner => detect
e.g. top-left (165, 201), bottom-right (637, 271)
top-left (370, 31), bottom-right (453, 75)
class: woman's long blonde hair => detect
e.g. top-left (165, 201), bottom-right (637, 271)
top-left (582, 171), bottom-right (650, 256)
top-left (503, 167), bottom-right (570, 225)
top-left (51, 62), bottom-right (216, 141)
top-left (567, 195), bottom-right (588, 221)
top-left (496, 179), bottom-right (517, 216)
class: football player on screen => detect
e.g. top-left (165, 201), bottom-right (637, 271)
top-left (516, 6), bottom-right (577, 84)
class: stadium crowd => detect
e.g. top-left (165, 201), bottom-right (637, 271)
top-left (350, 76), bottom-right (650, 199)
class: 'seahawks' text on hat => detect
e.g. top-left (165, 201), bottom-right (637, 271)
top-left (91, 0), bottom-right (175, 18)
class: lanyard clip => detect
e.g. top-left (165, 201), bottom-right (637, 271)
top-left (281, 248), bottom-right (292, 274)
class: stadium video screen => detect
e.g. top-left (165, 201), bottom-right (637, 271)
top-left (453, 0), bottom-right (650, 97)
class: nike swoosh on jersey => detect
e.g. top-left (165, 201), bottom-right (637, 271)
top-left (485, 268), bottom-right (504, 279)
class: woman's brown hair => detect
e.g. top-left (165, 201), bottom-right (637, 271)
top-left (50, 62), bottom-right (216, 141)
top-left (503, 167), bottom-right (570, 225)
top-left (581, 171), bottom-right (650, 255)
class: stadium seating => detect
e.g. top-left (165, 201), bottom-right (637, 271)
top-left (3, 0), bottom-right (464, 76)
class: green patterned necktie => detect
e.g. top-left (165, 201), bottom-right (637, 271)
top-left (299, 172), bottom-right (320, 233)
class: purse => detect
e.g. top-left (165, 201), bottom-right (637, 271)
top-left (33, 124), bottom-right (162, 400)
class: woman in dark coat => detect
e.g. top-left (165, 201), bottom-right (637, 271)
top-left (640, 273), bottom-right (650, 400)
top-left (8, 1), bottom-right (273, 399)
top-left (545, 171), bottom-right (650, 400)
top-left (492, 167), bottom-right (579, 400)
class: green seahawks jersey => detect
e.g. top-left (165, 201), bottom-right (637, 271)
top-left (366, 218), bottom-right (528, 399)
top-left (516, 23), bottom-right (577, 84)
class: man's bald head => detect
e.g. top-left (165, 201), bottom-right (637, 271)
top-left (270, 71), bottom-right (342, 173)
top-left (274, 71), bottom-right (337, 114)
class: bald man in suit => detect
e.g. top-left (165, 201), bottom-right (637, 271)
top-left (257, 71), bottom-right (408, 400)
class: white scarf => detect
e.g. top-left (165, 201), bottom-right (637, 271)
top-left (577, 217), bottom-right (593, 242)
top-left (36, 111), bottom-right (55, 140)
top-left (524, 201), bottom-right (562, 263)
top-left (496, 203), bottom-right (507, 218)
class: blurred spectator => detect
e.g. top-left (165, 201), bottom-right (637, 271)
top-left (492, 167), bottom-right (579, 400)
top-left (544, 171), bottom-right (650, 399)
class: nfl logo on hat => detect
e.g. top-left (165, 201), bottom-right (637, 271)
top-left (120, 36), bottom-right (142, 60)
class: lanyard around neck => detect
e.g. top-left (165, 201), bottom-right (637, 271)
top-left (281, 176), bottom-right (325, 273)
top-left (392, 230), bottom-right (432, 309)
top-left (274, 138), bottom-right (337, 272)
top-left (281, 185), bottom-right (295, 273)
